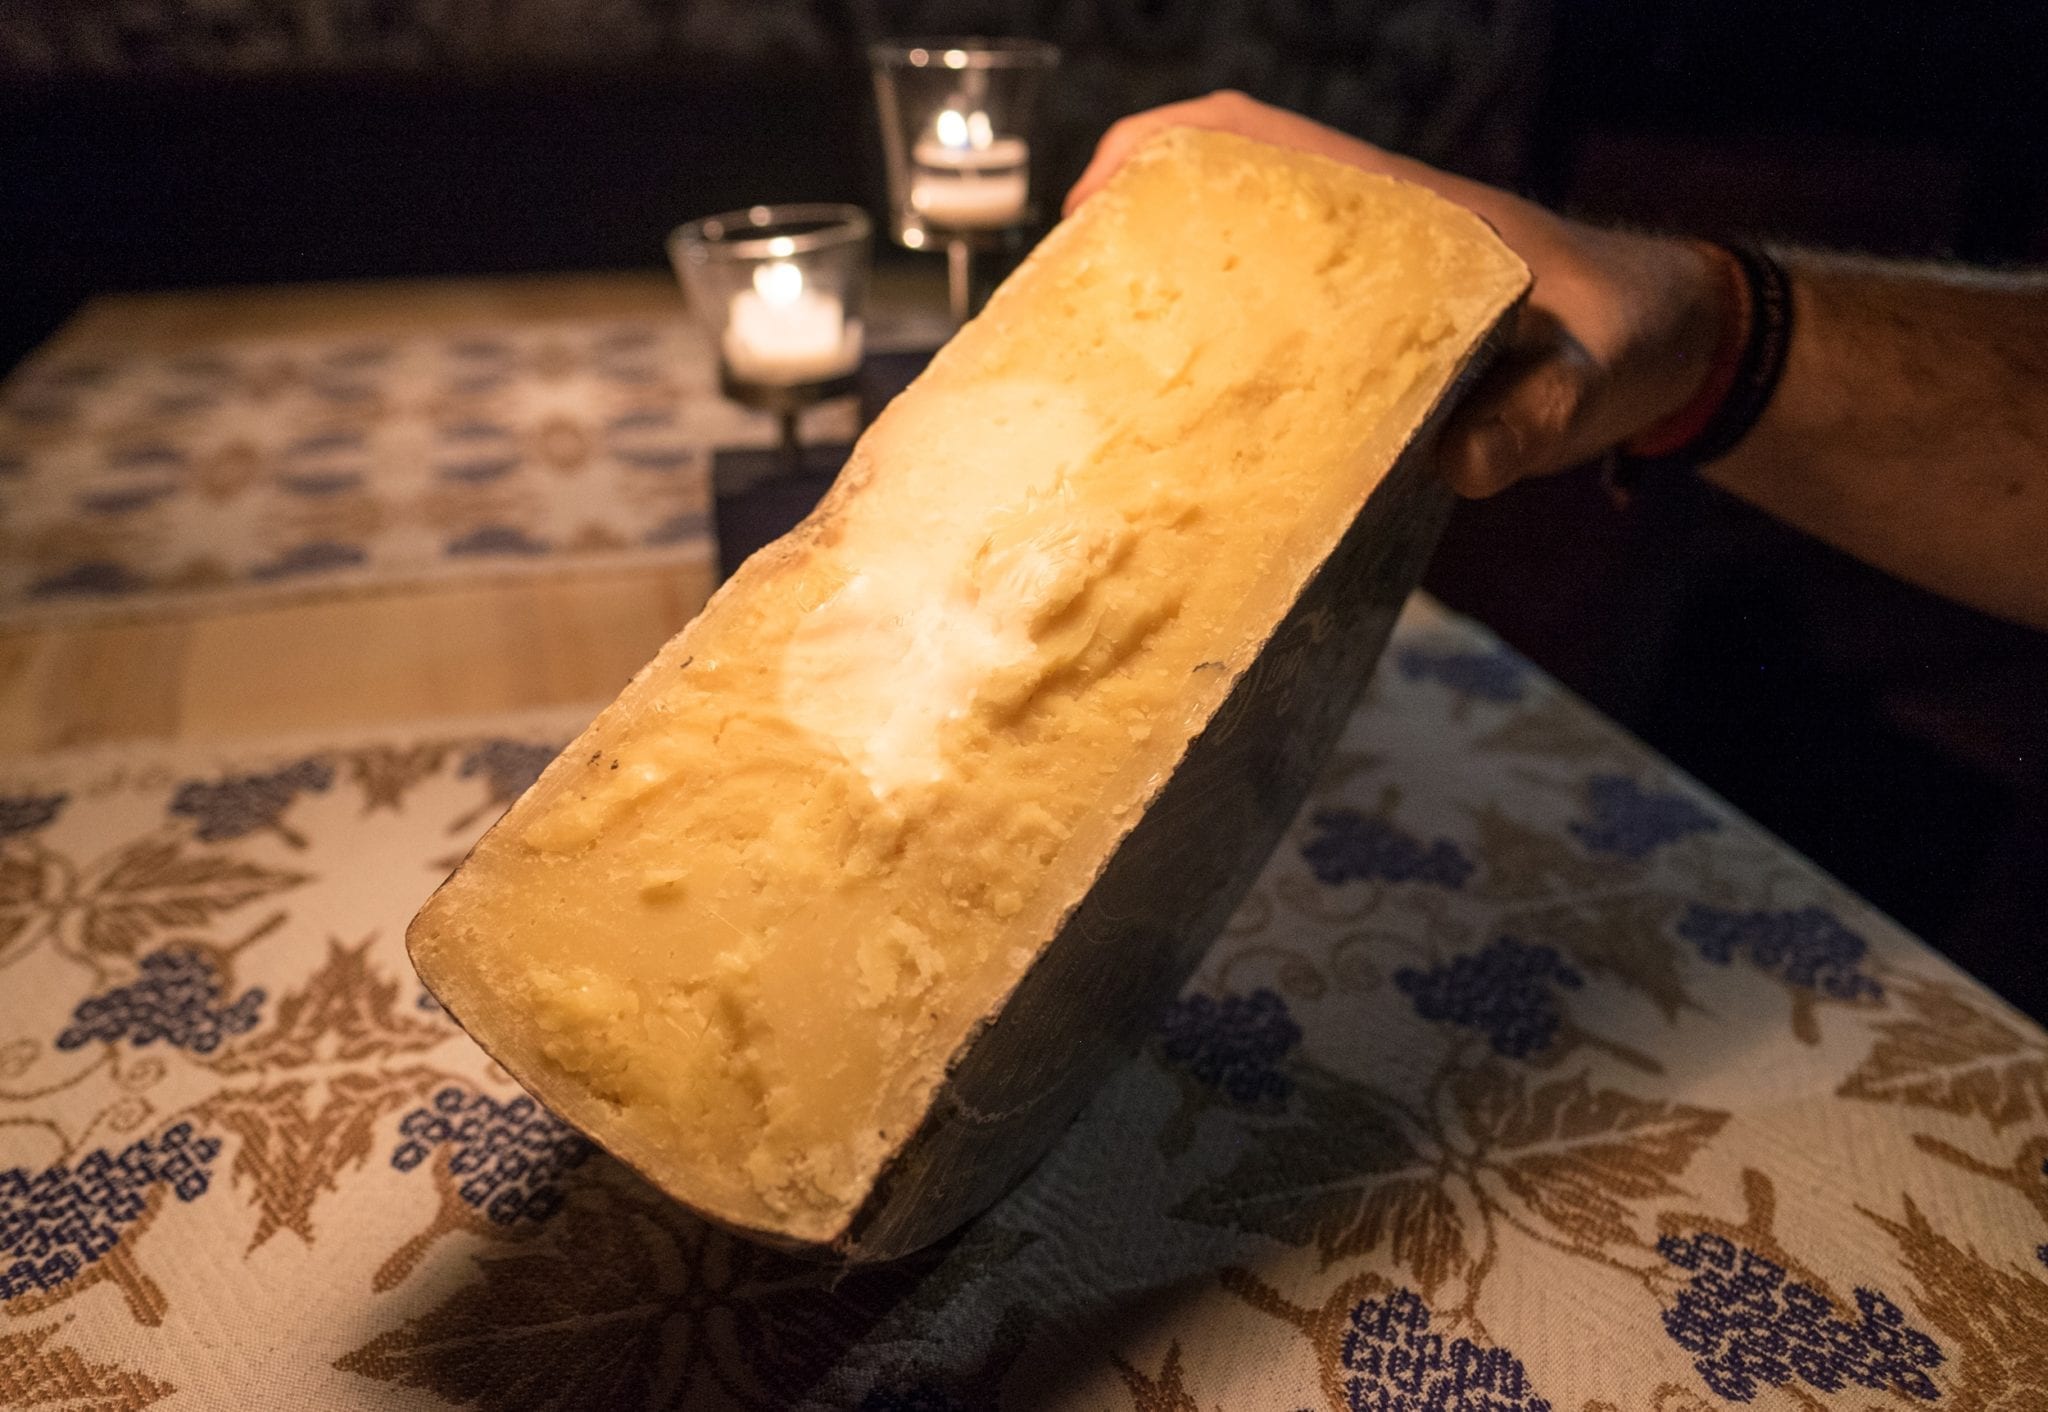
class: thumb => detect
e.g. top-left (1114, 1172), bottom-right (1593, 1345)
top-left (1434, 334), bottom-right (1596, 497)
top-left (1437, 411), bottom-right (1526, 499)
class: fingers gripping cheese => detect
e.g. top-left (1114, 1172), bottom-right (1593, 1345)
top-left (408, 129), bottom-right (1529, 1258)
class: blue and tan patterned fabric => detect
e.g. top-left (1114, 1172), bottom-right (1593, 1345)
top-left (2, 597), bottom-right (2043, 1408)
top-left (0, 318), bottom-right (855, 626)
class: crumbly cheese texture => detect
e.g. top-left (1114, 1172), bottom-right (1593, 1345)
top-left (408, 129), bottom-right (1527, 1244)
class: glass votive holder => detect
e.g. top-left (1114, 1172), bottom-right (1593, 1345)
top-left (870, 38), bottom-right (1059, 255)
top-left (667, 203), bottom-right (872, 420)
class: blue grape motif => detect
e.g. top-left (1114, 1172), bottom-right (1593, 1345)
top-left (0, 1124), bottom-right (221, 1299)
top-left (391, 1087), bottom-right (593, 1225)
top-left (458, 739), bottom-right (556, 804)
top-left (1676, 905), bottom-right (1883, 1002)
top-left (0, 792), bottom-right (66, 839)
top-left (1395, 642), bottom-right (1529, 704)
top-left (1394, 938), bottom-right (1584, 1059)
top-left (1340, 1286), bottom-right (1553, 1411)
top-left (1658, 1230), bottom-right (1944, 1402)
top-left (1569, 774), bottom-right (1720, 860)
top-left (1302, 810), bottom-right (1475, 889)
top-left (56, 947), bottom-right (264, 1055)
top-left (170, 757), bottom-right (333, 841)
top-left (1157, 989), bottom-right (1302, 1109)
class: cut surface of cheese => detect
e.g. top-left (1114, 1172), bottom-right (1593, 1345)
top-left (408, 128), bottom-right (1528, 1254)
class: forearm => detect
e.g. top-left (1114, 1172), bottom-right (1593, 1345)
top-left (1065, 94), bottom-right (2048, 629)
top-left (1700, 254), bottom-right (2048, 629)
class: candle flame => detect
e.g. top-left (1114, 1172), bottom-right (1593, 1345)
top-left (934, 107), bottom-right (995, 153)
top-left (753, 260), bottom-right (804, 305)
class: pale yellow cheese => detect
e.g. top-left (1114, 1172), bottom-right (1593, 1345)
top-left (408, 128), bottom-right (1528, 1247)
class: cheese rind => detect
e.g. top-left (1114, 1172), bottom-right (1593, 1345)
top-left (407, 128), bottom-right (1529, 1256)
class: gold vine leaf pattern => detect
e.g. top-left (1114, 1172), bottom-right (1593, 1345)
top-left (1910, 1131), bottom-right (2048, 1225)
top-left (1111, 1341), bottom-right (1207, 1412)
top-left (342, 743), bottom-right (455, 812)
top-left (1865, 1195), bottom-right (2048, 1411)
top-left (74, 836), bottom-right (309, 959)
top-left (1171, 1072), bottom-right (1471, 1297)
top-left (1589, 1388), bottom-right (1721, 1412)
top-left (1506, 893), bottom-right (1696, 1021)
top-left (1453, 1064), bottom-right (1728, 1254)
top-left (1837, 974), bottom-right (2048, 1131)
top-left (0, 1323), bottom-right (175, 1411)
top-left (1469, 805), bottom-right (1618, 903)
top-left (338, 1192), bottom-right (672, 1407)
top-left (1472, 690), bottom-right (1636, 764)
top-left (192, 937), bottom-right (461, 1250)
top-left (213, 936), bottom-right (447, 1073)
top-left (1176, 1058), bottom-right (1728, 1306)
top-left (0, 845), bottom-right (56, 961)
top-left (336, 1171), bottom-right (943, 1410)
top-left (195, 1063), bottom-right (449, 1252)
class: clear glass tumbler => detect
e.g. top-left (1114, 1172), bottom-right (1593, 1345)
top-left (869, 38), bottom-right (1058, 319)
top-left (667, 203), bottom-right (872, 462)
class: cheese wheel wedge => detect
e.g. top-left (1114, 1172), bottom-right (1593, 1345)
top-left (408, 128), bottom-right (1529, 1259)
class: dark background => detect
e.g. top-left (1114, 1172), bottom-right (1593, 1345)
top-left (4, 0), bottom-right (2044, 1016)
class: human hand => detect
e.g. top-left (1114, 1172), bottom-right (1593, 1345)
top-left (1066, 93), bottom-right (1727, 497)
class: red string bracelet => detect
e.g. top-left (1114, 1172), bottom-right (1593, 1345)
top-left (1605, 241), bottom-right (1795, 501)
top-left (1623, 242), bottom-right (1751, 460)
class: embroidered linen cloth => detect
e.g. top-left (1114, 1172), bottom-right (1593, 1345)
top-left (0, 318), bottom-right (858, 624)
top-left (2, 596), bottom-right (2042, 1410)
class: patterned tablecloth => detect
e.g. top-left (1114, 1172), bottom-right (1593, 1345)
top-left (2, 596), bottom-right (2043, 1411)
top-left (0, 318), bottom-right (861, 625)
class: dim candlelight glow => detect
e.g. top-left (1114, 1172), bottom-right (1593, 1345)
top-left (911, 107), bottom-right (1029, 231)
top-left (723, 260), bottom-right (861, 386)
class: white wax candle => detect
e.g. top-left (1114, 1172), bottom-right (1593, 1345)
top-left (721, 261), bottom-right (862, 386)
top-left (910, 170), bottom-right (1030, 230)
top-left (910, 109), bottom-right (1030, 231)
top-left (912, 136), bottom-right (1031, 171)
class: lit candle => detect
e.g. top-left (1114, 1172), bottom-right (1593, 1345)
top-left (721, 259), bottom-right (863, 386)
top-left (910, 107), bottom-right (1030, 231)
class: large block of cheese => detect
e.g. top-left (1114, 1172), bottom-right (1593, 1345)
top-left (409, 129), bottom-right (1529, 1259)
